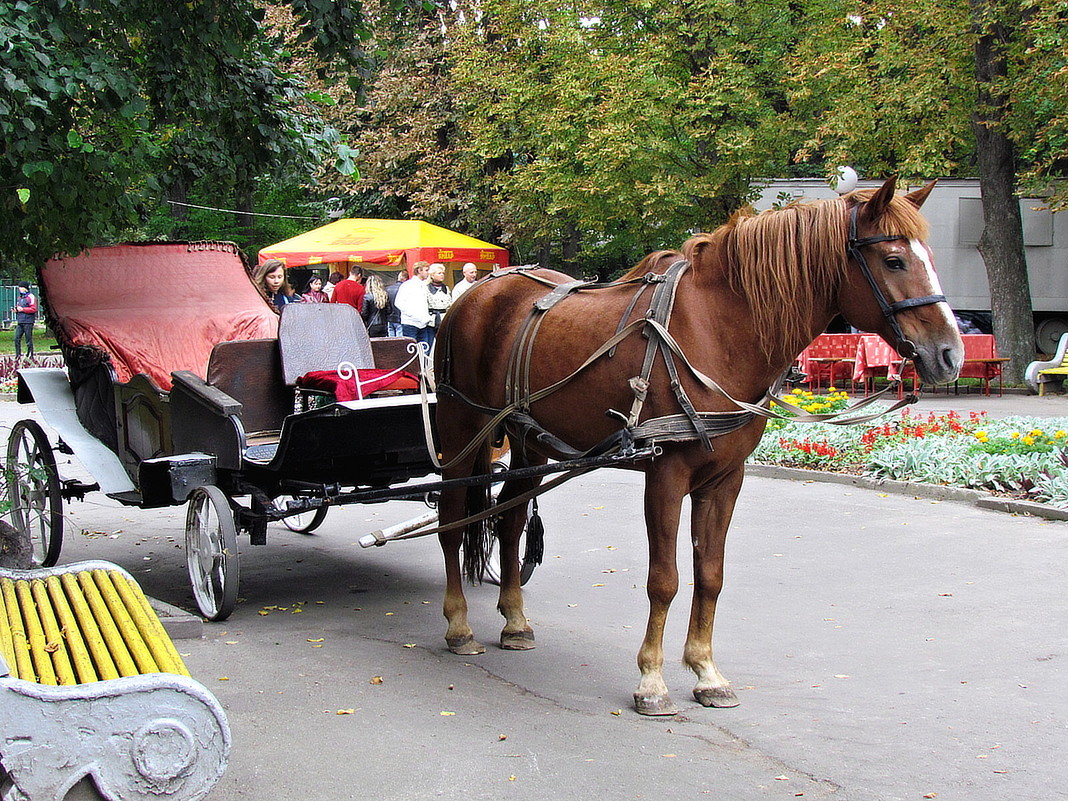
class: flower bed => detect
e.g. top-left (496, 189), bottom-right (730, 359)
top-left (748, 388), bottom-right (1068, 509)
top-left (0, 354), bottom-right (65, 394)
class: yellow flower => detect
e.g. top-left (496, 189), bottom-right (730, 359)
top-left (1023, 436), bottom-right (1035, 446)
top-left (1056, 431), bottom-right (1066, 439)
top-left (974, 431), bottom-right (987, 440)
top-left (1030, 429), bottom-right (1044, 437)
top-left (1010, 431), bottom-right (1020, 439)
top-left (792, 388), bottom-right (804, 395)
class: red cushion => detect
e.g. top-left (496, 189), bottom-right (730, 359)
top-left (296, 369), bottom-right (420, 402)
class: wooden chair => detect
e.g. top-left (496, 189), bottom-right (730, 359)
top-left (955, 334), bottom-right (1007, 396)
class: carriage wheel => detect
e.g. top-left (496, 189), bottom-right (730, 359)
top-left (4, 419), bottom-right (63, 567)
top-left (275, 496), bottom-right (329, 534)
top-left (185, 485), bottom-right (239, 621)
top-left (484, 459), bottom-right (537, 587)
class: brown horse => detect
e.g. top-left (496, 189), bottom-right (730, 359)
top-left (432, 177), bottom-right (963, 715)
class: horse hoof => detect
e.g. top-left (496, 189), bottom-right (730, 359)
top-left (446, 635), bottom-right (486, 655)
top-left (633, 692), bottom-right (679, 716)
top-left (694, 686), bottom-right (740, 708)
top-left (500, 629), bottom-right (536, 650)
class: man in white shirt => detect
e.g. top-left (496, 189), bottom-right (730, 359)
top-left (451, 262), bottom-right (480, 301)
top-left (395, 261), bottom-right (433, 347)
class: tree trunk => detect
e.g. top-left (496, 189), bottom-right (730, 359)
top-left (970, 0), bottom-right (1032, 384)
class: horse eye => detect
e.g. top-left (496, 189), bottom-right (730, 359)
top-left (885, 256), bottom-right (906, 271)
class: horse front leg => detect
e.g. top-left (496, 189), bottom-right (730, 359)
top-left (683, 469), bottom-right (743, 708)
top-left (634, 470), bottom-right (685, 716)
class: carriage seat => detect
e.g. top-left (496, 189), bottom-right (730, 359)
top-left (169, 338), bottom-right (294, 471)
top-left (278, 304), bottom-right (420, 402)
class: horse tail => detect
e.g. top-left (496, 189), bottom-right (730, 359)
top-left (462, 440), bottom-right (495, 584)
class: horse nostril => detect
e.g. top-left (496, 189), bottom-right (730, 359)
top-left (941, 346), bottom-right (960, 371)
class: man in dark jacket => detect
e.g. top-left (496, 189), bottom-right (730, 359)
top-left (13, 281), bottom-right (36, 359)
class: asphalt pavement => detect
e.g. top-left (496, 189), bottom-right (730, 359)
top-left (2, 389), bottom-right (1066, 801)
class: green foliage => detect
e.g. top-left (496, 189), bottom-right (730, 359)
top-left (0, 1), bottom-right (371, 269)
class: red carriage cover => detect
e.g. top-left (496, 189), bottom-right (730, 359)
top-left (42, 243), bottom-right (279, 390)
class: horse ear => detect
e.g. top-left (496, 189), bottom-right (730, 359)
top-left (904, 179), bottom-right (938, 209)
top-left (858, 176), bottom-right (898, 224)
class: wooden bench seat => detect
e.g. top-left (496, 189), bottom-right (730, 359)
top-left (0, 561), bottom-right (229, 801)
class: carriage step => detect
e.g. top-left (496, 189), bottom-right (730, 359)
top-left (244, 442), bottom-right (279, 463)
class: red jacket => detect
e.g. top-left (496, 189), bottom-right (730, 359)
top-left (331, 279), bottom-right (365, 311)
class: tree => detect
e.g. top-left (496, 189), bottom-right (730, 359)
top-left (969, 0), bottom-right (1032, 382)
top-left (0, 0), bottom-right (367, 270)
top-left (446, 0), bottom-right (805, 271)
top-left (787, 0), bottom-right (1066, 380)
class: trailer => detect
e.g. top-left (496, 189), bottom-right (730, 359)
top-left (755, 178), bottom-right (1068, 353)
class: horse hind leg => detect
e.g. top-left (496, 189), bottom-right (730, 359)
top-left (493, 454), bottom-right (547, 651)
top-left (438, 415), bottom-right (492, 656)
top-left (683, 477), bottom-right (742, 708)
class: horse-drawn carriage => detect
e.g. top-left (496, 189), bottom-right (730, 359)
top-left (4, 242), bottom-right (447, 621)
top-left (5, 178), bottom-right (967, 721)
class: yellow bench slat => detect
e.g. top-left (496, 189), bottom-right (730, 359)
top-left (76, 571), bottom-right (138, 677)
top-left (14, 580), bottom-right (56, 684)
top-left (45, 575), bottom-right (98, 684)
top-left (62, 572), bottom-right (120, 681)
top-left (0, 581), bottom-right (17, 676)
top-left (30, 579), bottom-right (76, 685)
top-left (1, 579), bottom-right (35, 681)
top-left (91, 570), bottom-right (159, 674)
top-left (108, 570), bottom-right (189, 677)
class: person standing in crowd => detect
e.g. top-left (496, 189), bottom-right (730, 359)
top-left (396, 261), bottom-right (433, 347)
top-left (425, 263), bottom-right (452, 344)
top-left (451, 262), bottom-right (479, 301)
top-left (323, 271), bottom-right (344, 301)
top-left (12, 281), bottom-right (36, 359)
top-left (255, 259), bottom-right (299, 312)
top-left (331, 266), bottom-right (365, 312)
top-left (361, 273), bottom-right (392, 337)
top-left (385, 270), bottom-right (405, 337)
top-left (300, 275), bottom-right (329, 303)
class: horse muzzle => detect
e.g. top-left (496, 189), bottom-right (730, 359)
top-left (909, 338), bottom-right (964, 385)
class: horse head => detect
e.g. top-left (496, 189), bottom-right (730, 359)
top-left (838, 177), bottom-right (963, 385)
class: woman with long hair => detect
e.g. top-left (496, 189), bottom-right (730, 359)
top-left (301, 275), bottom-right (329, 303)
top-left (254, 259), bottom-right (298, 311)
top-left (361, 273), bottom-right (392, 337)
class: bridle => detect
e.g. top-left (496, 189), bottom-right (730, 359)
top-left (847, 203), bottom-right (947, 359)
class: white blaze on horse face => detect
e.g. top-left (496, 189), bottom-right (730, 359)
top-left (910, 239), bottom-right (956, 328)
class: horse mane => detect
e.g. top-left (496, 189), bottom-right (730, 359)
top-left (619, 249), bottom-right (683, 281)
top-left (677, 190), bottom-right (930, 359)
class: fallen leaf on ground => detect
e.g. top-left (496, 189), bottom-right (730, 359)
top-left (369, 676), bottom-right (384, 685)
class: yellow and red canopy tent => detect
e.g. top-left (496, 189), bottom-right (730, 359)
top-left (258, 218), bottom-right (509, 276)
